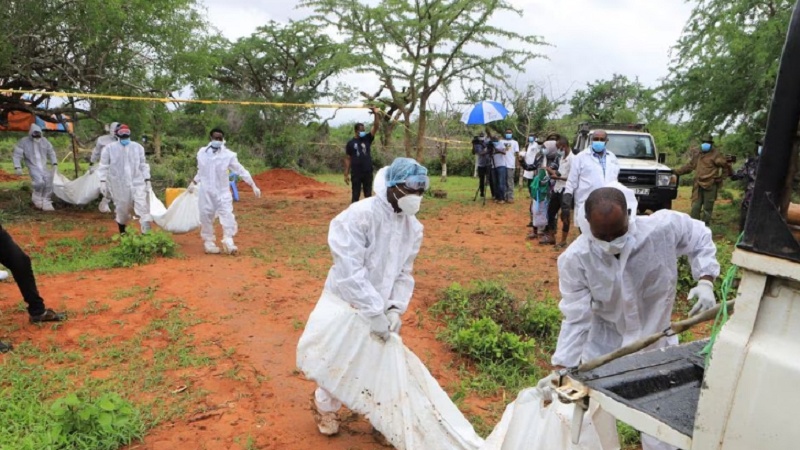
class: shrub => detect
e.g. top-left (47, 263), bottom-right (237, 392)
top-left (46, 392), bottom-right (145, 450)
top-left (451, 317), bottom-right (535, 365)
top-left (109, 231), bottom-right (177, 268)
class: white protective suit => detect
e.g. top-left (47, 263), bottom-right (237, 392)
top-left (191, 143), bottom-right (257, 245)
top-left (13, 124), bottom-right (58, 209)
top-left (96, 141), bottom-right (152, 227)
top-left (553, 194), bottom-right (720, 450)
top-left (564, 149), bottom-right (620, 233)
top-left (315, 166), bottom-right (424, 413)
top-left (91, 122), bottom-right (119, 213)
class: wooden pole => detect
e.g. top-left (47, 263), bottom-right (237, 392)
top-left (577, 301), bottom-right (736, 373)
top-left (71, 133), bottom-right (79, 178)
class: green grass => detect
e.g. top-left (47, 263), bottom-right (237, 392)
top-left (0, 299), bottom-right (213, 450)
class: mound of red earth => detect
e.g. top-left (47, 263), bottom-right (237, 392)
top-left (0, 170), bottom-right (24, 182)
top-left (243, 169), bottom-right (335, 199)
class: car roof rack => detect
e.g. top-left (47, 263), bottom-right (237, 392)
top-left (577, 122), bottom-right (649, 134)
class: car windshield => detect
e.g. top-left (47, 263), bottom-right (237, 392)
top-left (603, 134), bottom-right (655, 159)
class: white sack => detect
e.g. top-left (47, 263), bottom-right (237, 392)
top-left (297, 291), bottom-right (484, 450)
top-left (52, 171), bottom-right (101, 205)
top-left (149, 190), bottom-right (201, 234)
top-left (481, 388), bottom-right (619, 450)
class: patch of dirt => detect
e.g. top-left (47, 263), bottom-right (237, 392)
top-left (0, 170), bottom-right (24, 182)
top-left (244, 169), bottom-right (336, 198)
top-left (0, 177), bottom-right (568, 450)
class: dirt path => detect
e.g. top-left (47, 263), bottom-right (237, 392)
top-left (0, 171), bottom-right (563, 449)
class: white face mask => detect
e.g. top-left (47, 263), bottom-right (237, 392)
top-left (397, 194), bottom-right (422, 216)
top-left (593, 233), bottom-right (628, 255)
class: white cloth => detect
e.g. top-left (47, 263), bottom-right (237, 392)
top-left (522, 143), bottom-right (540, 179)
top-left (481, 388), bottom-right (619, 450)
top-left (551, 209), bottom-right (720, 368)
top-left (192, 144), bottom-right (255, 243)
top-left (96, 141), bottom-right (152, 225)
top-left (91, 133), bottom-right (117, 164)
top-left (565, 150), bottom-right (620, 233)
top-left (149, 190), bottom-right (201, 233)
top-left (53, 171), bottom-right (102, 205)
top-left (323, 167), bottom-right (424, 317)
top-left (554, 153), bottom-right (572, 192)
top-left (500, 139), bottom-right (520, 169)
top-left (297, 291), bottom-right (483, 450)
top-left (13, 133), bottom-right (57, 207)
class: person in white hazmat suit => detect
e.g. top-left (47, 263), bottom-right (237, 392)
top-left (562, 130), bottom-right (620, 234)
top-left (308, 157), bottom-right (429, 437)
top-left (96, 124), bottom-right (153, 235)
top-left (187, 128), bottom-right (261, 255)
top-left (13, 124), bottom-right (58, 211)
top-left (540, 184), bottom-right (720, 450)
top-left (90, 122), bottom-right (119, 213)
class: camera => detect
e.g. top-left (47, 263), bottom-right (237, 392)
top-left (725, 154), bottom-right (737, 164)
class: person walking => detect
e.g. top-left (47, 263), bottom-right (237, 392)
top-left (13, 124), bottom-right (58, 211)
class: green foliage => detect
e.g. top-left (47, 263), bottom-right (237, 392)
top-left (617, 421), bottom-right (641, 449)
top-left (30, 235), bottom-right (115, 275)
top-left (451, 317), bottom-right (535, 365)
top-left (46, 392), bottom-right (145, 450)
top-left (109, 231), bottom-right (177, 268)
top-left (663, 0), bottom-right (794, 139)
top-left (569, 74), bottom-right (655, 123)
top-left (302, 0), bottom-right (546, 158)
top-left (432, 281), bottom-right (561, 393)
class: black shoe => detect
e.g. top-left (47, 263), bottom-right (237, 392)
top-left (0, 341), bottom-right (12, 353)
top-left (117, 222), bottom-right (127, 234)
top-left (30, 309), bottom-right (66, 324)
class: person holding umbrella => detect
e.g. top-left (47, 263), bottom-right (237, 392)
top-left (461, 101), bottom-right (510, 204)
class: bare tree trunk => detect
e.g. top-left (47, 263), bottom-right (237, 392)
top-left (440, 144), bottom-right (448, 182)
top-left (402, 111), bottom-right (413, 157)
top-left (154, 129), bottom-right (162, 161)
top-left (415, 99), bottom-right (429, 162)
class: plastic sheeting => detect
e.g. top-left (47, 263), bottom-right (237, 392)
top-left (53, 171), bottom-right (101, 205)
top-left (481, 388), bottom-right (619, 450)
top-left (149, 190), bottom-right (200, 234)
top-left (297, 291), bottom-right (485, 450)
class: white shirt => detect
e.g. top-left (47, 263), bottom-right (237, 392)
top-left (554, 152), bottom-right (572, 192)
top-left (500, 139), bottom-right (519, 169)
top-left (522, 143), bottom-right (540, 179)
top-left (564, 149), bottom-right (620, 209)
top-left (552, 210), bottom-right (720, 367)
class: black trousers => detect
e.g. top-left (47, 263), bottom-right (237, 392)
top-left (351, 170), bottom-right (374, 203)
top-left (477, 166), bottom-right (494, 198)
top-left (546, 191), bottom-right (569, 233)
top-left (0, 226), bottom-right (45, 316)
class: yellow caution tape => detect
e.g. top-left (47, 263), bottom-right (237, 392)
top-left (0, 88), bottom-right (368, 109)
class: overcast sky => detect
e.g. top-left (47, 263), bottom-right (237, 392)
top-left (200, 0), bottom-right (694, 125)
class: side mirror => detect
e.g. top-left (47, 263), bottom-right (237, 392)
top-left (658, 153), bottom-right (666, 164)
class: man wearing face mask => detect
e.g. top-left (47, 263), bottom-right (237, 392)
top-left (13, 124), bottom-right (58, 211)
top-left (562, 130), bottom-right (620, 234)
top-left (97, 124), bottom-right (153, 235)
top-left (544, 184), bottom-right (719, 450)
top-left (344, 107), bottom-right (380, 203)
top-left (90, 122), bottom-right (119, 213)
top-left (729, 140), bottom-right (762, 232)
top-left (674, 135), bottom-right (732, 225)
top-left (521, 133), bottom-right (540, 228)
top-left (303, 157), bottom-right (428, 437)
top-left (499, 128), bottom-right (520, 203)
top-left (188, 128), bottom-right (261, 255)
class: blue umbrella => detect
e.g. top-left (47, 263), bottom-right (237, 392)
top-left (460, 101), bottom-right (509, 125)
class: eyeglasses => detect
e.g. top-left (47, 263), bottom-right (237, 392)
top-left (117, 134), bottom-right (131, 139)
top-left (400, 174), bottom-right (430, 191)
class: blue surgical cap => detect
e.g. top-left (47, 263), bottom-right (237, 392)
top-left (385, 157), bottom-right (429, 188)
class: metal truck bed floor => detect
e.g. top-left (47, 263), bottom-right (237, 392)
top-left (572, 340), bottom-right (708, 437)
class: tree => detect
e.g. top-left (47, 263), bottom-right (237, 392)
top-left (569, 74), bottom-right (654, 123)
top-left (0, 0), bottom-right (211, 131)
top-left (426, 87), bottom-right (468, 181)
top-left (662, 0), bottom-right (794, 138)
top-left (301, 0), bottom-right (545, 161)
top-left (211, 20), bottom-right (351, 167)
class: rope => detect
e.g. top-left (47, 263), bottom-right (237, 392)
top-left (700, 232), bottom-right (743, 365)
